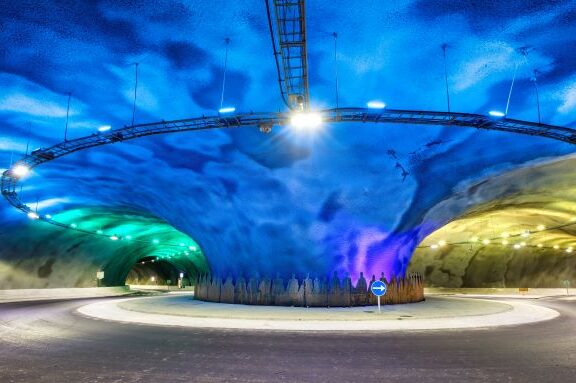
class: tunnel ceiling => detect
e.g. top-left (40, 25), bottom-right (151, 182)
top-left (1, 0), bottom-right (576, 286)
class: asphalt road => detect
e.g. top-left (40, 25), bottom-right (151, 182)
top-left (0, 296), bottom-right (575, 383)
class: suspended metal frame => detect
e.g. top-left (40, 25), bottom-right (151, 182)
top-left (266, 0), bottom-right (310, 110)
top-left (4, 107), bottom-right (576, 228)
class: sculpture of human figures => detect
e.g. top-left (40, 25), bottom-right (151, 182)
top-left (202, 273), bottom-right (211, 301)
top-left (194, 274), bottom-right (202, 300)
top-left (271, 273), bottom-right (285, 305)
top-left (321, 276), bottom-right (329, 306)
top-left (380, 272), bottom-right (387, 283)
top-left (286, 273), bottom-right (300, 306)
top-left (258, 276), bottom-right (272, 305)
top-left (247, 274), bottom-right (259, 305)
top-left (329, 271), bottom-right (341, 306)
top-left (355, 271), bottom-right (368, 306)
top-left (221, 275), bottom-right (234, 304)
top-left (369, 274), bottom-right (377, 305)
top-left (302, 273), bottom-right (313, 307)
top-left (312, 276), bottom-right (322, 307)
top-left (209, 275), bottom-right (222, 302)
top-left (342, 272), bottom-right (352, 307)
top-left (235, 275), bottom-right (247, 304)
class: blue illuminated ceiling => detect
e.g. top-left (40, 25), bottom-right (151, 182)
top-left (1, 0), bottom-right (576, 283)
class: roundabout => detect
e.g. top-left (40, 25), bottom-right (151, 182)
top-left (1, 294), bottom-right (574, 382)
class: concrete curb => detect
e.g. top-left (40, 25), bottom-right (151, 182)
top-left (0, 286), bottom-right (131, 303)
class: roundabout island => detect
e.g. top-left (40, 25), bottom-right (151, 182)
top-left (77, 291), bottom-right (559, 331)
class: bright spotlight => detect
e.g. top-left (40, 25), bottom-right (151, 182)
top-left (537, 244), bottom-right (543, 248)
top-left (218, 107), bottom-right (236, 114)
top-left (513, 244), bottom-right (521, 249)
top-left (290, 112), bottom-right (323, 130)
top-left (537, 225), bottom-right (546, 231)
top-left (438, 240), bottom-right (447, 247)
top-left (488, 110), bottom-right (505, 117)
top-left (430, 244), bottom-right (438, 249)
top-left (12, 164), bottom-right (30, 177)
top-left (98, 125), bottom-right (112, 132)
top-left (153, 239), bottom-right (159, 244)
top-left (27, 212), bottom-right (39, 220)
top-left (45, 214), bottom-right (52, 219)
top-left (188, 245), bottom-right (197, 251)
top-left (553, 245), bottom-right (560, 249)
top-left (367, 100), bottom-right (386, 109)
top-left (482, 239), bottom-right (490, 245)
top-left (70, 223), bottom-right (77, 228)
top-left (110, 235), bottom-right (119, 241)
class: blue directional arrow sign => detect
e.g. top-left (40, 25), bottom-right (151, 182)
top-left (371, 280), bottom-right (387, 297)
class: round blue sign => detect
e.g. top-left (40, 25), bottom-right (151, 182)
top-left (371, 280), bottom-right (387, 297)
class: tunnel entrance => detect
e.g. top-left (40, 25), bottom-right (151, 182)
top-left (125, 256), bottom-right (190, 287)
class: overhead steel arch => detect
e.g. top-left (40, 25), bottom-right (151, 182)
top-left (3, 107), bottom-right (576, 228)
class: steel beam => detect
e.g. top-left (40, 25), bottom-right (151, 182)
top-left (3, 108), bottom-right (576, 226)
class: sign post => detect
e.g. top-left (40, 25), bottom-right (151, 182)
top-left (370, 280), bottom-right (387, 314)
top-left (561, 280), bottom-right (571, 296)
top-left (96, 271), bottom-right (105, 287)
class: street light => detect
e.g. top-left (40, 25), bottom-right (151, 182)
top-left (488, 110), bottom-right (505, 118)
top-left (11, 164), bottom-right (30, 177)
top-left (367, 100), bottom-right (386, 109)
top-left (290, 112), bottom-right (323, 130)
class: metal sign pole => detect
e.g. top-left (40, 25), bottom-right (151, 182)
top-left (378, 296), bottom-right (381, 314)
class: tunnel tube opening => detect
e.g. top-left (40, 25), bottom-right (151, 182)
top-left (125, 256), bottom-right (196, 287)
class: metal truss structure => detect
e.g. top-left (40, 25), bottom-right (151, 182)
top-left (4, 107), bottom-right (576, 226)
top-left (266, 0), bottom-right (310, 110)
top-left (3, 0), bottom-right (576, 238)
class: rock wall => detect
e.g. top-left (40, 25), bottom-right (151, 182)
top-left (195, 272), bottom-right (424, 306)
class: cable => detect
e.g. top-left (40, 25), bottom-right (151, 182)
top-left (25, 122), bottom-right (31, 156)
top-left (505, 60), bottom-right (519, 116)
top-left (441, 44), bottom-right (451, 113)
top-left (333, 32), bottom-right (340, 109)
top-left (131, 63), bottom-right (139, 126)
top-left (64, 92), bottom-right (71, 141)
top-left (219, 38), bottom-right (230, 111)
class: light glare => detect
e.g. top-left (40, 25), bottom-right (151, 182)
top-left (367, 101), bottom-right (386, 109)
top-left (290, 112), bottom-right (323, 130)
top-left (98, 125), bottom-right (112, 132)
top-left (12, 164), bottom-right (30, 177)
top-left (218, 107), bottom-right (236, 113)
top-left (488, 110), bottom-right (505, 117)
